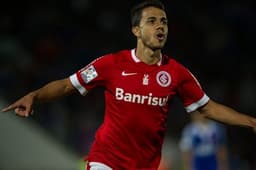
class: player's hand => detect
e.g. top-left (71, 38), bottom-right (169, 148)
top-left (1, 93), bottom-right (35, 117)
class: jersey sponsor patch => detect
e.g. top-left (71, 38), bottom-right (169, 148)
top-left (156, 71), bottom-right (171, 87)
top-left (115, 87), bottom-right (169, 106)
top-left (81, 65), bottom-right (98, 83)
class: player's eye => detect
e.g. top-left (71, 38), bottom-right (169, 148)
top-left (146, 17), bottom-right (156, 25)
top-left (161, 19), bottom-right (168, 25)
top-left (147, 19), bottom-right (155, 24)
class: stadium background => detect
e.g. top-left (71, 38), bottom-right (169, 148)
top-left (0, 0), bottom-right (255, 169)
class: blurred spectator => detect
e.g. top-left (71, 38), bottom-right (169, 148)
top-left (179, 112), bottom-right (229, 170)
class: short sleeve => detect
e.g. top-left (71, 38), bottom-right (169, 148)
top-left (69, 54), bottom-right (112, 95)
top-left (177, 64), bottom-right (209, 112)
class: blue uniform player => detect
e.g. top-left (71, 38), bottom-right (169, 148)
top-left (179, 112), bottom-right (229, 170)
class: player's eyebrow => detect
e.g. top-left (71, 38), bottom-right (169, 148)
top-left (146, 16), bottom-right (168, 24)
top-left (147, 16), bottom-right (157, 20)
top-left (146, 16), bottom-right (167, 21)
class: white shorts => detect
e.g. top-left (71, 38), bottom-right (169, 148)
top-left (86, 162), bottom-right (113, 170)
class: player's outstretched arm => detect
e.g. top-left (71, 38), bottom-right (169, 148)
top-left (1, 78), bottom-right (76, 117)
top-left (196, 100), bottom-right (256, 129)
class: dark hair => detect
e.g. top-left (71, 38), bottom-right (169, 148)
top-left (130, 0), bottom-right (165, 27)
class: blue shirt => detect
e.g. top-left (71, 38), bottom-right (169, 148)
top-left (179, 121), bottom-right (226, 170)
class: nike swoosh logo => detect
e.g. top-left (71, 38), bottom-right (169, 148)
top-left (121, 71), bottom-right (137, 76)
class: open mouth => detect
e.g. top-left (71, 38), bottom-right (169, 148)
top-left (156, 33), bottom-right (165, 41)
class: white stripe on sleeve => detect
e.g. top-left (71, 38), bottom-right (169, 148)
top-left (185, 94), bottom-right (210, 113)
top-left (69, 74), bottom-right (88, 96)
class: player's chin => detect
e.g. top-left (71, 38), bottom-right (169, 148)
top-left (154, 41), bottom-right (166, 49)
top-left (151, 44), bottom-right (165, 51)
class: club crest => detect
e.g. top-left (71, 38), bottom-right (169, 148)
top-left (156, 71), bottom-right (171, 87)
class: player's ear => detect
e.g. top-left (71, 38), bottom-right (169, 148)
top-left (132, 26), bottom-right (141, 37)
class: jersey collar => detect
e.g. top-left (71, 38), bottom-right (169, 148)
top-left (131, 49), bottom-right (162, 66)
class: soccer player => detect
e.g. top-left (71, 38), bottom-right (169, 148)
top-left (2, 0), bottom-right (256, 169)
top-left (179, 112), bottom-right (229, 170)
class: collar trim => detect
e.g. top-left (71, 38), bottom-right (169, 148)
top-left (131, 49), bottom-right (162, 66)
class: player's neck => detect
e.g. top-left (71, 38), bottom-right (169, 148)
top-left (135, 46), bottom-right (161, 65)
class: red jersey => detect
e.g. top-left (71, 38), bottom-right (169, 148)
top-left (69, 49), bottom-right (209, 169)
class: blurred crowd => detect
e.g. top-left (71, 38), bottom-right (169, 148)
top-left (0, 0), bottom-right (256, 169)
